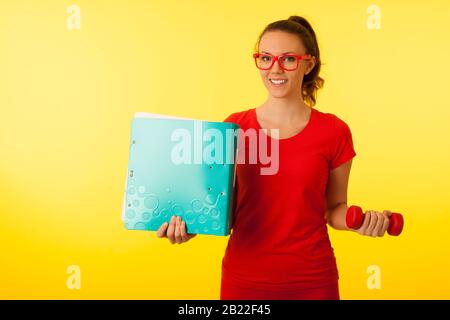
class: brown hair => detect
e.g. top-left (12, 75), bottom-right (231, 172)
top-left (254, 15), bottom-right (324, 107)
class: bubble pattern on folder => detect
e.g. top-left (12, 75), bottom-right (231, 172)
top-left (124, 184), bottom-right (227, 234)
top-left (122, 114), bottom-right (239, 236)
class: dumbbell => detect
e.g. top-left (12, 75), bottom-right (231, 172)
top-left (346, 205), bottom-right (404, 236)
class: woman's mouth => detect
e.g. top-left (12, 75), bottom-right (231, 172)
top-left (269, 79), bottom-right (288, 86)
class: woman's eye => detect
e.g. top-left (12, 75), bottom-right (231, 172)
top-left (261, 55), bottom-right (271, 62)
top-left (284, 56), bottom-right (296, 62)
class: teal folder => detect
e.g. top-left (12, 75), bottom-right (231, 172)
top-left (122, 112), bottom-right (239, 236)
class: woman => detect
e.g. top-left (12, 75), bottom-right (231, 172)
top-left (157, 15), bottom-right (392, 300)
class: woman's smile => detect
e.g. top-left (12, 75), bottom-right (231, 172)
top-left (269, 78), bottom-right (288, 86)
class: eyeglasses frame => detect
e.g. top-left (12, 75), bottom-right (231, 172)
top-left (252, 52), bottom-right (312, 71)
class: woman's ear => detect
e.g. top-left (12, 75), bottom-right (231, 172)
top-left (305, 56), bottom-right (316, 75)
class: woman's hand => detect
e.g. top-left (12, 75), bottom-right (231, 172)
top-left (355, 210), bottom-right (392, 237)
top-left (156, 215), bottom-right (197, 244)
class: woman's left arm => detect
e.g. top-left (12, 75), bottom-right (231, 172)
top-left (325, 159), bottom-right (391, 237)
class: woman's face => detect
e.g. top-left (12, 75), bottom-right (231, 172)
top-left (257, 30), bottom-right (315, 99)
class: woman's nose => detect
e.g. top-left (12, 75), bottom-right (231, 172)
top-left (270, 57), bottom-right (283, 72)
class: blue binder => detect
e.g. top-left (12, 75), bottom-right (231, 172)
top-left (122, 112), bottom-right (239, 236)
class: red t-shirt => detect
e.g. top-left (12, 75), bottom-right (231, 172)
top-left (222, 107), bottom-right (356, 291)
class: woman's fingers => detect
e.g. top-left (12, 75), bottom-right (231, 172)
top-left (365, 211), bottom-right (378, 236)
top-left (156, 221), bottom-right (169, 238)
top-left (174, 216), bottom-right (182, 244)
top-left (372, 212), bottom-right (385, 237)
top-left (382, 210), bottom-right (392, 217)
top-left (379, 215), bottom-right (389, 237)
top-left (166, 215), bottom-right (176, 244)
top-left (180, 221), bottom-right (189, 242)
top-left (357, 210), bottom-right (371, 234)
top-left (182, 221), bottom-right (197, 241)
top-left (156, 215), bottom-right (197, 244)
top-left (378, 210), bottom-right (391, 237)
top-left (358, 210), bottom-right (392, 237)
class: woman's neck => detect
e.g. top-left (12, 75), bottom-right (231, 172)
top-left (259, 96), bottom-right (311, 125)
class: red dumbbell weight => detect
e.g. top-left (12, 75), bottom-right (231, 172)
top-left (346, 205), bottom-right (404, 236)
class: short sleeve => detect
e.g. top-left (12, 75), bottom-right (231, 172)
top-left (223, 113), bottom-right (237, 123)
top-left (329, 116), bottom-right (356, 170)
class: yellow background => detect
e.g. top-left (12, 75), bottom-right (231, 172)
top-left (1, 0), bottom-right (449, 299)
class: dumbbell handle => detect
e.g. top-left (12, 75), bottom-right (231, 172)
top-left (346, 205), bottom-right (404, 236)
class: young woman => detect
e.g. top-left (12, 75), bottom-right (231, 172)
top-left (157, 15), bottom-right (392, 300)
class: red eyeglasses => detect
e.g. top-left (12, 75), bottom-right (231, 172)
top-left (253, 52), bottom-right (311, 71)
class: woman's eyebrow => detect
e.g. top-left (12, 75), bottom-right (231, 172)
top-left (261, 51), bottom-right (295, 54)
